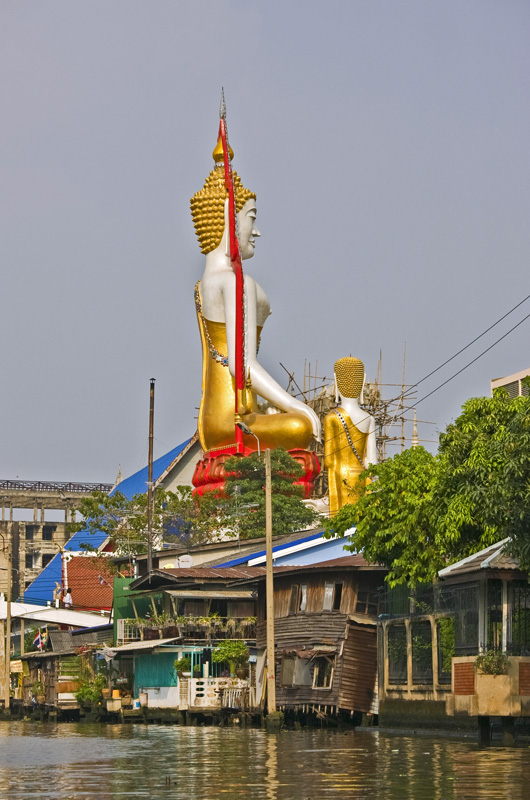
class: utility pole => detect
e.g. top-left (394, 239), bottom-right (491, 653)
top-left (1, 532), bottom-right (11, 711)
top-left (147, 378), bottom-right (155, 577)
top-left (264, 448), bottom-right (276, 714)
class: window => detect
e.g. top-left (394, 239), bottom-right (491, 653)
top-left (25, 526), bottom-right (35, 541)
top-left (281, 656), bottom-right (312, 687)
top-left (355, 589), bottom-right (379, 615)
top-left (387, 624), bottom-right (408, 685)
top-left (289, 584), bottom-right (308, 614)
top-left (289, 585), bottom-right (299, 614)
top-left (42, 554), bottom-right (54, 567)
top-left (312, 656), bottom-right (334, 689)
top-left (411, 620), bottom-right (433, 685)
top-left (25, 554), bottom-right (34, 569)
top-left (42, 525), bottom-right (55, 541)
top-left (294, 658), bottom-right (312, 686)
top-left (323, 583), bottom-right (343, 612)
top-left (281, 657), bottom-right (295, 686)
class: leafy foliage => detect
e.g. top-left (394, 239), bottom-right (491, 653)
top-left (325, 388), bottom-right (530, 585)
top-left (71, 486), bottom-right (225, 557)
top-left (325, 446), bottom-right (442, 586)
top-left (212, 639), bottom-right (249, 673)
top-left (222, 448), bottom-right (317, 539)
top-left (474, 650), bottom-right (509, 675)
top-left (74, 674), bottom-right (107, 705)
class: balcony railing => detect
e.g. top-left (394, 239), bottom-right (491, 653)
top-left (117, 616), bottom-right (256, 646)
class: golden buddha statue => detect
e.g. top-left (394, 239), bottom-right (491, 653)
top-left (324, 357), bottom-right (377, 516)
top-left (190, 136), bottom-right (320, 455)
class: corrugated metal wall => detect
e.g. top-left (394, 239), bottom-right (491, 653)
top-left (134, 652), bottom-right (178, 695)
top-left (338, 621), bottom-right (377, 713)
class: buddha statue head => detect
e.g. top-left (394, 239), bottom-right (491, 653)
top-left (334, 357), bottom-right (365, 400)
top-left (190, 135), bottom-right (257, 256)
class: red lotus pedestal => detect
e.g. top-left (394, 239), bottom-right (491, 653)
top-left (192, 447), bottom-right (320, 498)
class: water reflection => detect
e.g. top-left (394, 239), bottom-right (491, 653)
top-left (0, 722), bottom-right (529, 799)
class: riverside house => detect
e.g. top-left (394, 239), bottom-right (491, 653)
top-left (247, 555), bottom-right (387, 723)
top-left (377, 539), bottom-right (530, 740)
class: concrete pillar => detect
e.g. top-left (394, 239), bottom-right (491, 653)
top-left (9, 505), bottom-right (13, 523)
top-left (431, 616), bottom-right (439, 686)
top-left (405, 619), bottom-right (413, 690)
top-left (33, 504), bottom-right (38, 524)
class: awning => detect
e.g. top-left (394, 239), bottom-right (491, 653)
top-left (166, 589), bottom-right (255, 600)
top-left (110, 637), bottom-right (181, 654)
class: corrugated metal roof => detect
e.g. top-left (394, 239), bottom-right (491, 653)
top-left (439, 538), bottom-right (520, 578)
top-left (49, 630), bottom-right (73, 652)
top-left (130, 566), bottom-right (268, 589)
top-left (18, 607), bottom-right (110, 627)
top-left (166, 589), bottom-right (255, 599)
top-left (129, 556), bottom-right (383, 592)
top-left (112, 437), bottom-right (194, 500)
top-left (214, 530), bottom-right (325, 568)
top-left (111, 637), bottom-right (180, 653)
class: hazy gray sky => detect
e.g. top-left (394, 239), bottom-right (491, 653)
top-left (1, 1), bottom-right (529, 483)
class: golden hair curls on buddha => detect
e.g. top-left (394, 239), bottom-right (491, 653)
top-left (190, 139), bottom-right (256, 255)
top-left (334, 357), bottom-right (364, 399)
top-left (190, 134), bottom-right (321, 453)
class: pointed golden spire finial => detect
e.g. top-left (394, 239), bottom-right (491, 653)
top-left (213, 89), bottom-right (233, 163)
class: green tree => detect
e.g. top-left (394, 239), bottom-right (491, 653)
top-left (73, 449), bottom-right (316, 556)
top-left (325, 388), bottom-right (530, 585)
top-left (222, 448), bottom-right (317, 540)
top-left (324, 446), bottom-right (442, 586)
top-left (72, 486), bottom-right (223, 557)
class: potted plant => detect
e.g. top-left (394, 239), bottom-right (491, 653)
top-left (31, 680), bottom-right (46, 704)
top-left (74, 674), bottom-right (107, 707)
top-left (212, 640), bottom-right (249, 677)
top-left (174, 656), bottom-right (192, 678)
top-left (474, 650), bottom-right (512, 717)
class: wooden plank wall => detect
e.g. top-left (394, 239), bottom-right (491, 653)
top-left (257, 570), bottom-right (359, 622)
top-left (257, 614), bottom-right (348, 707)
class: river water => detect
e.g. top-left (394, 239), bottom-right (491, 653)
top-left (0, 721), bottom-right (529, 800)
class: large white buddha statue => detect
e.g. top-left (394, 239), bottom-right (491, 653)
top-left (324, 357), bottom-right (377, 516)
top-left (190, 137), bottom-right (321, 454)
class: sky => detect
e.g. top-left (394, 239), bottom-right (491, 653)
top-left (1, 0), bottom-right (529, 484)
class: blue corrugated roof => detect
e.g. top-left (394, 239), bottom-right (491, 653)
top-left (23, 552), bottom-right (63, 604)
top-left (111, 438), bottom-right (193, 500)
top-left (217, 530), bottom-right (323, 567)
top-left (22, 438), bottom-right (193, 603)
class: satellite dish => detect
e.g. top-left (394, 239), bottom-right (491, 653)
top-left (177, 554), bottom-right (193, 568)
